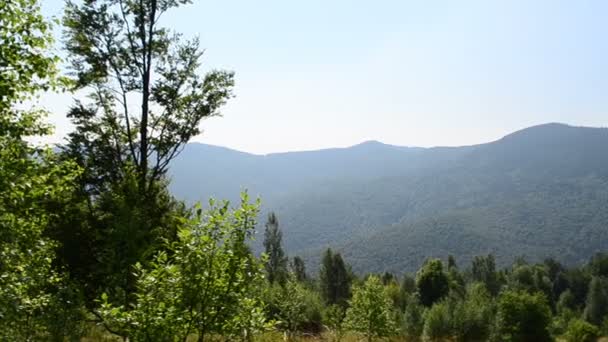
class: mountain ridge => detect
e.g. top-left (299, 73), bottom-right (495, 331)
top-left (169, 122), bottom-right (608, 273)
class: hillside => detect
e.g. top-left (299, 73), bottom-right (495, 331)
top-left (169, 123), bottom-right (608, 273)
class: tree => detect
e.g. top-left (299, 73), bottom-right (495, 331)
top-left (319, 249), bottom-right (352, 306)
top-left (416, 258), bottom-right (449, 306)
top-left (471, 254), bottom-right (500, 296)
top-left (344, 276), bottom-right (397, 342)
top-left (422, 300), bottom-right (452, 341)
top-left (263, 212), bottom-right (288, 285)
top-left (588, 252), bottom-right (608, 278)
top-left (583, 276), bottom-right (608, 325)
top-left (401, 295), bottom-right (424, 339)
top-left (97, 193), bottom-right (267, 341)
top-left (291, 256), bottom-right (308, 283)
top-left (0, 0), bottom-right (84, 339)
top-left (452, 283), bottom-right (494, 341)
top-left (58, 0), bottom-right (233, 307)
top-left (494, 290), bottom-right (552, 342)
top-left (62, 0), bottom-right (234, 196)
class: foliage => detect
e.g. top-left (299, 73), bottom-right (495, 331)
top-left (583, 276), bottom-right (608, 325)
top-left (344, 276), bottom-right (397, 342)
top-left (57, 0), bottom-right (234, 309)
top-left (319, 249), bottom-right (352, 306)
top-left (62, 0), bottom-right (235, 194)
top-left (416, 258), bottom-right (449, 306)
top-left (563, 319), bottom-right (600, 342)
top-left (422, 299), bottom-right (452, 341)
top-left (402, 295), bottom-right (425, 339)
top-left (494, 289), bottom-right (552, 342)
top-left (291, 256), bottom-right (308, 283)
top-left (263, 212), bottom-right (288, 285)
top-left (323, 304), bottom-right (346, 342)
top-left (97, 193), bottom-right (267, 341)
top-left (451, 283), bottom-right (494, 341)
top-left (471, 254), bottom-right (500, 296)
top-left (0, 0), bottom-right (85, 339)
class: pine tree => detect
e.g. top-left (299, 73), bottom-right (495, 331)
top-left (291, 256), bottom-right (307, 283)
top-left (319, 249), bottom-right (352, 306)
top-left (263, 212), bottom-right (288, 285)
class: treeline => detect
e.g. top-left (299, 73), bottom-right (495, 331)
top-left (260, 213), bottom-right (608, 341)
top-left (2, 0), bottom-right (608, 341)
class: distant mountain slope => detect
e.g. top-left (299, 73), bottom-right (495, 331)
top-left (169, 123), bottom-right (608, 273)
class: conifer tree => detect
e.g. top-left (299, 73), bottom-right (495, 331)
top-left (263, 212), bottom-right (288, 285)
top-left (319, 249), bottom-right (352, 306)
top-left (291, 256), bottom-right (308, 283)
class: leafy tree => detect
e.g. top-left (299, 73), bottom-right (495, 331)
top-left (401, 295), bottom-right (424, 339)
top-left (416, 258), bottom-right (449, 306)
top-left (583, 276), bottom-right (608, 325)
top-left (564, 268), bottom-right (591, 307)
top-left (422, 299), bottom-right (452, 341)
top-left (398, 273), bottom-right (416, 310)
top-left (62, 0), bottom-right (234, 196)
top-left (97, 193), bottom-right (267, 341)
top-left (494, 289), bottom-right (552, 342)
top-left (263, 212), bottom-right (288, 285)
top-left (270, 280), bottom-right (308, 340)
top-left (452, 283), bottom-right (494, 342)
top-left (556, 289), bottom-right (576, 314)
top-left (319, 249), bottom-right (352, 306)
top-left (290, 256), bottom-right (308, 283)
top-left (509, 263), bottom-right (552, 301)
top-left (344, 276), bottom-right (397, 342)
top-left (447, 265), bottom-right (466, 298)
top-left (471, 254), bottom-right (500, 296)
top-left (59, 0), bottom-right (234, 307)
top-left (0, 0), bottom-right (84, 339)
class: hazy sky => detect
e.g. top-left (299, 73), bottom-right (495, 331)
top-left (41, 0), bottom-right (608, 154)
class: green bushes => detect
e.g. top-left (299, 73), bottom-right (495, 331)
top-left (344, 276), bottom-right (397, 342)
top-left (564, 319), bottom-right (600, 342)
top-left (494, 290), bottom-right (552, 342)
top-left (422, 300), bottom-right (452, 341)
top-left (97, 195), bottom-right (267, 341)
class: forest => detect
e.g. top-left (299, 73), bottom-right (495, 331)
top-left (2, 0), bottom-right (608, 341)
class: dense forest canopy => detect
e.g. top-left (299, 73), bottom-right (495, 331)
top-left (1, 0), bottom-right (608, 341)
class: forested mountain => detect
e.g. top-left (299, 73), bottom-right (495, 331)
top-left (169, 123), bottom-right (608, 273)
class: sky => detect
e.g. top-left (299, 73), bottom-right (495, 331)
top-left (41, 0), bottom-right (608, 154)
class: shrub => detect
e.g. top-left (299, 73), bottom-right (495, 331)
top-left (494, 290), bottom-right (552, 342)
top-left (563, 319), bottom-right (600, 342)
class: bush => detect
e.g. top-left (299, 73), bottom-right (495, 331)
top-left (423, 300), bottom-right (452, 341)
top-left (345, 276), bottom-right (397, 342)
top-left (563, 319), bottom-right (599, 342)
top-left (402, 295), bottom-right (425, 339)
top-left (494, 290), bottom-right (552, 342)
top-left (452, 283), bottom-right (494, 341)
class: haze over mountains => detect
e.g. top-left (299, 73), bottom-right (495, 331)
top-left (169, 123), bottom-right (608, 273)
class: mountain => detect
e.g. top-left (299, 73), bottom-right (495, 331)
top-left (169, 123), bottom-right (608, 274)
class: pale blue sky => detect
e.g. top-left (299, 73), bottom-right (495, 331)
top-left (42, 0), bottom-right (608, 154)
